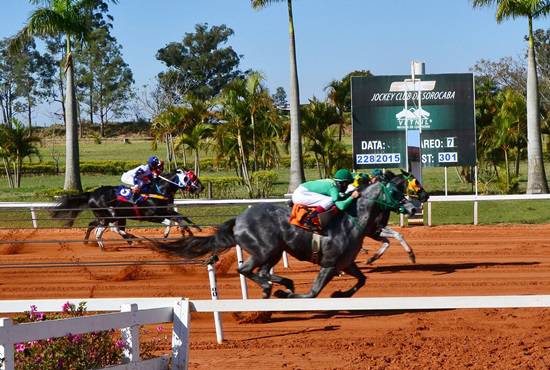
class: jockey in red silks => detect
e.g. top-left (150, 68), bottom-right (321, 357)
top-left (121, 155), bottom-right (164, 195)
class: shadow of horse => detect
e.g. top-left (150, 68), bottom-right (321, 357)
top-left (365, 261), bottom-right (540, 275)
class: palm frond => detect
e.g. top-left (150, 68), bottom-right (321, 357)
top-left (251, 0), bottom-right (285, 10)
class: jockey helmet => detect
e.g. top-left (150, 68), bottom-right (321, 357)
top-left (372, 169), bottom-right (383, 178)
top-left (334, 169), bottom-right (353, 183)
top-left (148, 156), bottom-right (160, 169)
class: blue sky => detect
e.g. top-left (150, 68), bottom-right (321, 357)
top-left (1, 1), bottom-right (547, 124)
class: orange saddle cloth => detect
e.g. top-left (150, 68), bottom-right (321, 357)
top-left (289, 204), bottom-right (321, 232)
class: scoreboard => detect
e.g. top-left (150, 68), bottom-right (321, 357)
top-left (351, 73), bottom-right (476, 169)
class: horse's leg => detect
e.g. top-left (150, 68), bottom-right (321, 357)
top-left (95, 223), bottom-right (107, 249)
top-left (113, 219), bottom-right (137, 245)
top-left (84, 219), bottom-right (99, 245)
top-left (366, 236), bottom-right (390, 265)
top-left (330, 262), bottom-right (366, 298)
top-left (379, 227), bottom-right (415, 264)
top-left (237, 258), bottom-right (273, 298)
top-left (260, 265), bottom-right (295, 293)
top-left (277, 266), bottom-right (337, 299)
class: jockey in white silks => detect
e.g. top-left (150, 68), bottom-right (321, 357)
top-left (121, 155), bottom-right (164, 195)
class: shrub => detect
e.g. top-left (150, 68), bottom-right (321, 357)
top-left (12, 302), bottom-right (124, 370)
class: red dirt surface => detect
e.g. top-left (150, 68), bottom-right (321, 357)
top-left (1, 224), bottom-right (550, 369)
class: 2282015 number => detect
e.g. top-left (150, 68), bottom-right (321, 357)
top-left (356, 153), bottom-right (401, 165)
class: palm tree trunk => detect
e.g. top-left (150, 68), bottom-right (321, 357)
top-left (194, 149), bottom-right (200, 176)
top-left (287, 0), bottom-right (305, 192)
top-left (251, 113), bottom-right (257, 172)
top-left (526, 16), bottom-right (548, 194)
top-left (237, 130), bottom-right (252, 195)
top-left (504, 148), bottom-right (510, 191)
top-left (27, 96), bottom-right (32, 133)
top-left (63, 38), bottom-right (83, 192)
top-left (3, 158), bottom-right (13, 188)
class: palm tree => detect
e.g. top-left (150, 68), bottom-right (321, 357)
top-left (251, 0), bottom-right (305, 191)
top-left (472, 0), bottom-right (550, 193)
top-left (0, 118), bottom-right (41, 188)
top-left (151, 105), bottom-right (183, 170)
top-left (175, 123), bottom-right (213, 176)
top-left (246, 71), bottom-right (271, 171)
top-left (9, 0), bottom-right (117, 191)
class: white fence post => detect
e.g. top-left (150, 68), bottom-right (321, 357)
top-left (235, 245), bottom-right (248, 299)
top-left (30, 208), bottom-right (38, 229)
top-left (474, 201), bottom-right (479, 225)
top-left (120, 303), bottom-right (140, 363)
top-left (282, 251), bottom-right (289, 268)
top-left (171, 299), bottom-right (190, 370)
top-left (427, 201), bottom-right (432, 226)
top-left (207, 263), bottom-right (224, 344)
top-left (0, 318), bottom-right (14, 370)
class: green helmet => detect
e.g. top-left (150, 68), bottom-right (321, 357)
top-left (334, 169), bottom-right (353, 182)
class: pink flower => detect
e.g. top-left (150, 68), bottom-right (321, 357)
top-left (15, 343), bottom-right (25, 352)
top-left (28, 340), bottom-right (38, 347)
top-left (115, 339), bottom-right (126, 349)
top-left (156, 325), bottom-right (163, 333)
top-left (29, 305), bottom-right (37, 313)
top-left (62, 302), bottom-right (72, 313)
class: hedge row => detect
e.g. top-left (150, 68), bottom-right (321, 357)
top-left (35, 170), bottom-right (278, 200)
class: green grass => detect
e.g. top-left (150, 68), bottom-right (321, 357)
top-left (4, 138), bottom-right (550, 227)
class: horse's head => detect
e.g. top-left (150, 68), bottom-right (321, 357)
top-left (174, 169), bottom-right (204, 194)
top-left (356, 170), bottom-right (421, 216)
top-left (399, 169), bottom-right (429, 203)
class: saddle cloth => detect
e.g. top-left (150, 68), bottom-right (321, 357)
top-left (116, 186), bottom-right (149, 204)
top-left (289, 204), bottom-right (336, 233)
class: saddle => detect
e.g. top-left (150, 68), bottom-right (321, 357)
top-left (289, 204), bottom-right (337, 234)
top-left (115, 186), bottom-right (168, 204)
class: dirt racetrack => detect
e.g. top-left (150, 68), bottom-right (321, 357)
top-left (1, 224), bottom-right (550, 369)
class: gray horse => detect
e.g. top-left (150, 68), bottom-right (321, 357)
top-left (154, 172), bottom-right (426, 299)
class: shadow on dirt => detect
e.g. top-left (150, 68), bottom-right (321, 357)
top-left (364, 261), bottom-right (540, 275)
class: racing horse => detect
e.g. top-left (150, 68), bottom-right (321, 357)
top-left (50, 169), bottom-right (203, 248)
top-left (152, 171), bottom-right (425, 299)
top-left (364, 170), bottom-right (429, 265)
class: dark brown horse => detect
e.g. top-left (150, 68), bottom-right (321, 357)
top-left (51, 169), bottom-right (203, 248)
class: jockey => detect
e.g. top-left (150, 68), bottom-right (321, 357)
top-left (291, 169), bottom-right (360, 231)
top-left (121, 155), bottom-right (164, 195)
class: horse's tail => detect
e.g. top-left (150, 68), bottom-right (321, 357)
top-left (50, 193), bottom-right (91, 227)
top-left (154, 218), bottom-right (237, 258)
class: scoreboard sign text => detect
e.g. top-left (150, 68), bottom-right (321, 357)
top-left (351, 73), bottom-right (476, 169)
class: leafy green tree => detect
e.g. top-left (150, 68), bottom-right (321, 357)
top-left (0, 39), bottom-right (19, 126)
top-left (156, 23), bottom-right (243, 101)
top-left (472, 0), bottom-right (550, 193)
top-left (9, 0), bottom-right (119, 191)
top-left (251, 0), bottom-right (305, 191)
top-left (272, 86), bottom-right (288, 109)
top-left (0, 118), bottom-right (41, 188)
top-left (76, 1), bottom-right (132, 136)
top-left (325, 70), bottom-right (372, 141)
top-left (78, 27), bottom-right (133, 136)
top-left (301, 98), bottom-right (343, 177)
top-left (151, 105), bottom-right (183, 170)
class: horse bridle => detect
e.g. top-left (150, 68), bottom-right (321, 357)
top-left (158, 170), bottom-right (200, 193)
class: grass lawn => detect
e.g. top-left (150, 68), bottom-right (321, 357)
top-left (3, 138), bottom-right (550, 227)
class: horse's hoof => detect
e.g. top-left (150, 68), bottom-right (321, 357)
top-left (330, 290), bottom-right (348, 298)
top-left (274, 289), bottom-right (290, 298)
top-left (366, 257), bottom-right (376, 265)
top-left (408, 253), bottom-right (416, 264)
top-left (262, 286), bottom-right (273, 299)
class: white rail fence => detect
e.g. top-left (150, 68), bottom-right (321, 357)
top-left (1, 295), bottom-right (550, 370)
top-left (2, 194), bottom-right (550, 229)
top-left (426, 194), bottom-right (550, 226)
